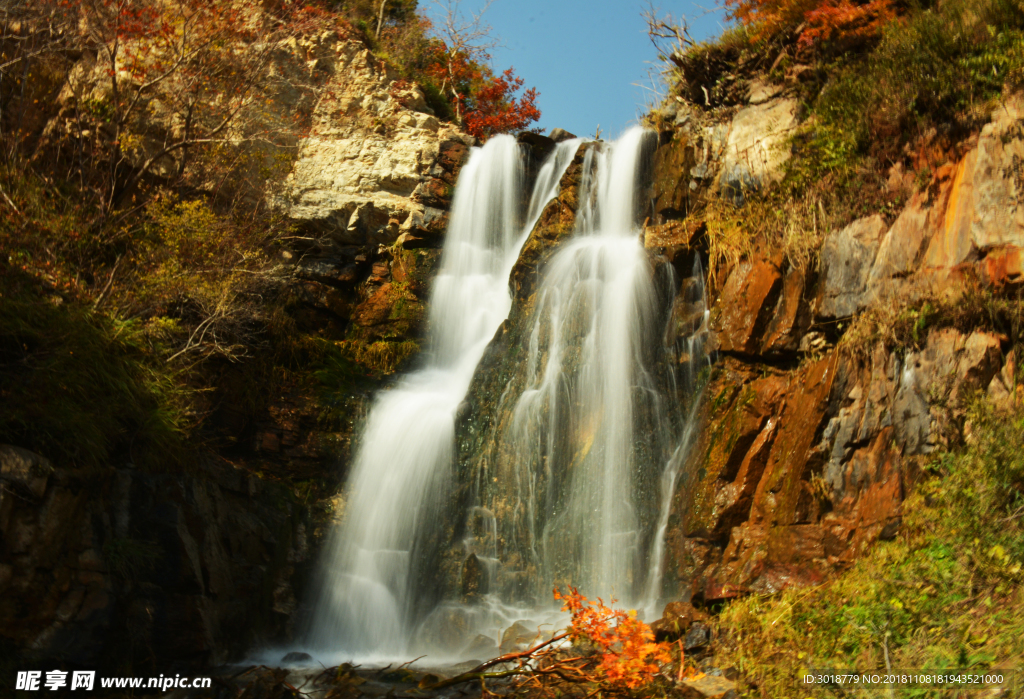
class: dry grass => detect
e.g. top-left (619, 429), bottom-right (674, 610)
top-left (839, 279), bottom-right (1024, 362)
top-left (335, 338), bottom-right (420, 376)
top-left (697, 171), bottom-right (864, 291)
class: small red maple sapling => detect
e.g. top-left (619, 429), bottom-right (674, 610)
top-left (554, 586), bottom-right (673, 689)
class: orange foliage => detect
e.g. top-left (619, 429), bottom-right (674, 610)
top-left (800, 0), bottom-right (897, 46)
top-left (554, 587), bottom-right (672, 689)
top-left (725, 0), bottom-right (897, 47)
top-left (421, 43), bottom-right (540, 139)
top-left (423, 45), bottom-right (484, 97)
top-left (463, 68), bottom-right (540, 139)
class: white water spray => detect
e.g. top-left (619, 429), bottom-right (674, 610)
top-left (307, 135), bottom-right (580, 659)
top-left (479, 127), bottom-right (682, 607)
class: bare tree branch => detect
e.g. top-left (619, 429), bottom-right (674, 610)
top-left (429, 0), bottom-right (501, 123)
top-left (642, 2), bottom-right (696, 67)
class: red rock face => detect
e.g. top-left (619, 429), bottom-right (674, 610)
top-left (651, 98), bottom-right (1023, 604)
top-left (665, 319), bottom-right (1010, 600)
top-left (710, 255), bottom-right (784, 355)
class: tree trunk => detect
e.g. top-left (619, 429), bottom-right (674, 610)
top-left (375, 0), bottom-right (387, 39)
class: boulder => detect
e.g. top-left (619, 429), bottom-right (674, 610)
top-left (719, 98), bottom-right (799, 204)
top-left (518, 131), bottom-right (556, 157)
top-left (649, 601), bottom-right (708, 642)
top-left (415, 605), bottom-right (474, 654)
top-left (683, 621), bottom-right (712, 650)
top-left (281, 651), bottom-right (313, 664)
top-left (680, 674), bottom-right (738, 699)
top-left (0, 445), bottom-right (53, 498)
top-left (499, 620), bottom-right (540, 653)
top-left (462, 633), bottom-right (499, 659)
top-left (548, 128), bottom-right (577, 143)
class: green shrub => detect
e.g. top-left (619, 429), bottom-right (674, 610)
top-left (789, 0), bottom-right (1024, 186)
top-left (0, 289), bottom-right (191, 470)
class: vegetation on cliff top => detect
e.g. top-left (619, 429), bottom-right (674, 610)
top-left (328, 0), bottom-right (541, 137)
top-left (648, 0), bottom-right (1024, 276)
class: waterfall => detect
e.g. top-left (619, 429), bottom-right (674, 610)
top-left (473, 127), bottom-right (688, 609)
top-left (306, 135), bottom-right (581, 659)
top-left (642, 254), bottom-right (709, 617)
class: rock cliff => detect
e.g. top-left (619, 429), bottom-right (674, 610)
top-left (0, 27), bottom-right (475, 671)
top-left (647, 84), bottom-right (1024, 602)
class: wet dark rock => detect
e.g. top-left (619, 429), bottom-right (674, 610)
top-left (0, 453), bottom-right (309, 672)
top-left (415, 605), bottom-right (474, 655)
top-left (281, 651), bottom-right (313, 663)
top-left (460, 553), bottom-right (488, 601)
top-left (683, 621), bottom-right (711, 650)
top-left (651, 133), bottom-right (697, 222)
top-left (295, 258), bottom-right (362, 288)
top-left (463, 633), bottom-right (499, 659)
top-left (518, 131), bottom-right (555, 150)
top-left (499, 620), bottom-right (539, 653)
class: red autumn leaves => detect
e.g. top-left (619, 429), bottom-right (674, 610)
top-left (555, 587), bottom-right (673, 689)
top-left (725, 0), bottom-right (897, 48)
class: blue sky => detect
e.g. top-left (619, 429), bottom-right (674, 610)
top-left (423, 1), bottom-right (729, 139)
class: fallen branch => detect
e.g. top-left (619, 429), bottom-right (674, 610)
top-left (426, 667), bottom-right (529, 690)
top-left (92, 255), bottom-right (122, 311)
top-left (0, 185), bottom-right (19, 213)
top-left (423, 631), bottom-right (570, 690)
top-left (475, 631), bottom-right (569, 674)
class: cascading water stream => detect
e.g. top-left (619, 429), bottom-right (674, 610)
top-left (642, 255), bottom-right (709, 618)
top-left (306, 135), bottom-right (581, 660)
top-left (465, 127), bottom-right (709, 624)
top-left (474, 128), bottom-right (673, 607)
